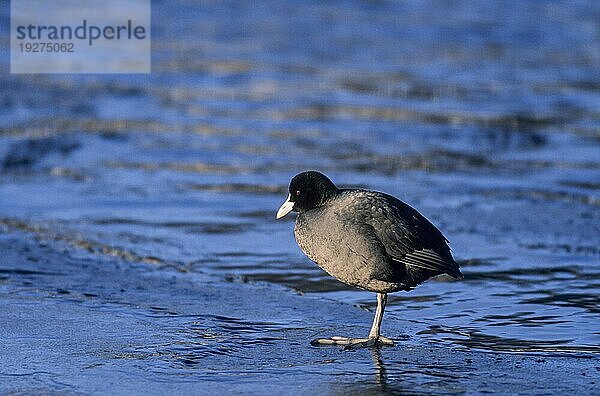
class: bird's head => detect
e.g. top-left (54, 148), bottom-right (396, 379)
top-left (276, 171), bottom-right (339, 219)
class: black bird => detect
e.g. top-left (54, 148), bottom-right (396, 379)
top-left (276, 171), bottom-right (463, 348)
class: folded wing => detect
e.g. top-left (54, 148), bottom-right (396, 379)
top-left (342, 191), bottom-right (463, 289)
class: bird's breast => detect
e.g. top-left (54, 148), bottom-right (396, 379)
top-left (293, 212), bottom-right (396, 291)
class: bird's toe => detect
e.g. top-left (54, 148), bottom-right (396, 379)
top-left (311, 335), bottom-right (394, 348)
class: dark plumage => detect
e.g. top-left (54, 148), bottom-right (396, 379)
top-left (276, 171), bottom-right (463, 348)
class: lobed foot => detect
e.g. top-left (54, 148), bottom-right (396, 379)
top-left (311, 335), bottom-right (394, 348)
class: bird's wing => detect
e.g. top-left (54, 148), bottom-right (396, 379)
top-left (338, 190), bottom-right (463, 283)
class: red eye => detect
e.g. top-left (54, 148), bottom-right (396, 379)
top-left (295, 190), bottom-right (301, 196)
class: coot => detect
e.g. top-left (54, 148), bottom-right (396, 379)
top-left (276, 171), bottom-right (463, 348)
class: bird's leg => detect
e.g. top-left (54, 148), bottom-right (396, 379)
top-left (368, 292), bottom-right (394, 345)
top-left (310, 292), bottom-right (394, 348)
